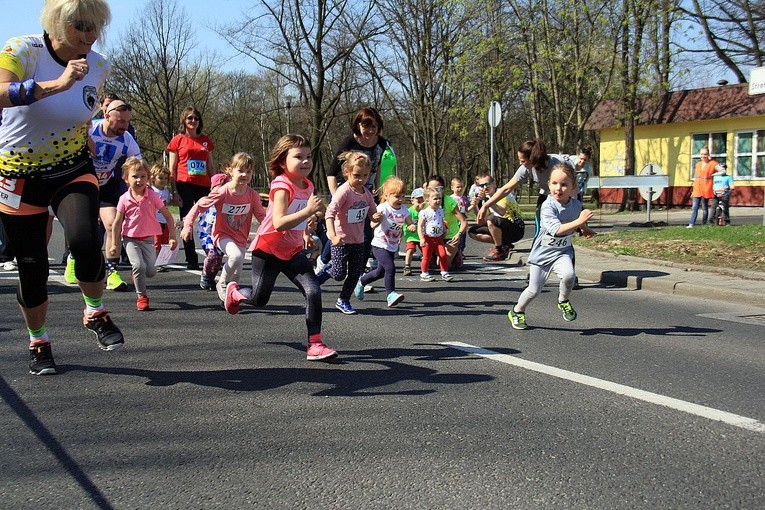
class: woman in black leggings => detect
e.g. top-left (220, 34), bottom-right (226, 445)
top-left (0, 0), bottom-right (123, 376)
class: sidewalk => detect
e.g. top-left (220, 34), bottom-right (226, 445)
top-left (500, 206), bottom-right (765, 308)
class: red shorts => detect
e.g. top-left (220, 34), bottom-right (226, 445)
top-left (405, 240), bottom-right (422, 252)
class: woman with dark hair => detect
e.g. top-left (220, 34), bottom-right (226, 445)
top-left (322, 107), bottom-right (393, 267)
top-left (167, 106), bottom-right (215, 269)
top-left (478, 139), bottom-right (574, 243)
top-left (0, 0), bottom-right (124, 375)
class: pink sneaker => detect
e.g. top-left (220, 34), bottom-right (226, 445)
top-left (306, 342), bottom-right (338, 361)
top-left (224, 282), bottom-right (242, 315)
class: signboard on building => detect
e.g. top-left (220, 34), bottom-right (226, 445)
top-left (749, 67), bottom-right (765, 95)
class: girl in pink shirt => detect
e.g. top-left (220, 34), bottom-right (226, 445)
top-left (181, 153), bottom-right (267, 302)
top-left (224, 134), bottom-right (337, 361)
top-left (316, 151), bottom-right (380, 315)
top-left (109, 158), bottom-right (178, 311)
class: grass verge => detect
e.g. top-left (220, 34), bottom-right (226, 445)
top-left (574, 224), bottom-right (765, 272)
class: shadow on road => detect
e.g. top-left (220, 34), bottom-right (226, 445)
top-left (64, 344), bottom-right (496, 397)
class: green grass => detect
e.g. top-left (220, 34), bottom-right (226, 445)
top-left (575, 224), bottom-right (765, 272)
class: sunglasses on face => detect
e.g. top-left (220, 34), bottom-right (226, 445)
top-left (186, 116), bottom-right (200, 121)
top-left (477, 181), bottom-right (493, 188)
top-left (428, 186), bottom-right (444, 192)
top-left (70, 20), bottom-right (96, 33)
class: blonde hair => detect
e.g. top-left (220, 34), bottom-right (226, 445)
top-left (41, 0), bottom-right (111, 47)
top-left (150, 164), bottom-right (169, 181)
top-left (229, 152), bottom-right (254, 171)
top-left (268, 134), bottom-right (311, 178)
top-left (423, 187), bottom-right (442, 202)
top-left (121, 157), bottom-right (149, 181)
top-left (379, 176), bottom-right (405, 203)
top-left (550, 163), bottom-right (575, 185)
top-left (338, 151), bottom-right (371, 179)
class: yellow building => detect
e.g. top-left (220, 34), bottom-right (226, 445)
top-left (585, 83), bottom-right (765, 206)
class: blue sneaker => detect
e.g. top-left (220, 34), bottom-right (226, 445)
top-left (386, 291), bottom-right (405, 307)
top-left (354, 282), bottom-right (364, 301)
top-left (335, 299), bottom-right (357, 315)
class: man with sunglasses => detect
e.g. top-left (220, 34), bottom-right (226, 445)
top-left (85, 100), bottom-right (141, 291)
top-left (468, 174), bottom-right (525, 261)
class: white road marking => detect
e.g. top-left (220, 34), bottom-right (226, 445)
top-left (442, 341), bottom-right (765, 434)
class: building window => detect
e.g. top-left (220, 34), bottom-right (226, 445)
top-left (735, 130), bottom-right (765, 179)
top-left (691, 132), bottom-right (727, 176)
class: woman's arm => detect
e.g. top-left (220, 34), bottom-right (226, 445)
top-left (167, 150), bottom-right (181, 205)
top-left (1, 57), bottom-right (88, 108)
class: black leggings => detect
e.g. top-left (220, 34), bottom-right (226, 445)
top-left (0, 181), bottom-right (104, 308)
top-left (242, 249), bottom-right (322, 338)
top-left (176, 181), bottom-right (211, 265)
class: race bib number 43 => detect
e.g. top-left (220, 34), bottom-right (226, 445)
top-left (347, 205), bottom-right (369, 224)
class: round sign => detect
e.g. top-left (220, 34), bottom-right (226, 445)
top-left (488, 101), bottom-right (501, 128)
top-left (638, 163), bottom-right (665, 202)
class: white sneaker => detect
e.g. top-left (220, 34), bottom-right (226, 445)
top-left (216, 279), bottom-right (227, 302)
top-left (3, 260), bottom-right (17, 271)
top-left (314, 258), bottom-right (325, 274)
top-left (441, 272), bottom-right (454, 282)
top-left (420, 273), bottom-right (434, 281)
top-left (686, 224), bottom-right (694, 228)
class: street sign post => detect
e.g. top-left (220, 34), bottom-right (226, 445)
top-left (488, 101), bottom-right (501, 178)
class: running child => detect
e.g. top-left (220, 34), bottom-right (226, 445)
top-left (109, 158), bottom-right (178, 311)
top-left (418, 187), bottom-right (453, 281)
top-left (224, 134), bottom-right (337, 361)
top-left (316, 151), bottom-right (380, 315)
top-left (150, 164), bottom-right (171, 256)
top-left (195, 172), bottom-right (230, 290)
top-left (355, 176), bottom-right (416, 307)
top-left (508, 164), bottom-right (593, 330)
top-left (402, 187), bottom-right (425, 276)
top-left (181, 152), bottom-right (266, 302)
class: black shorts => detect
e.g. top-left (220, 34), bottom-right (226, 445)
top-left (469, 216), bottom-right (525, 246)
top-left (99, 176), bottom-right (125, 207)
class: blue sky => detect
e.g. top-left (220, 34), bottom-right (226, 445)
top-left (2, 0), bottom-right (257, 73)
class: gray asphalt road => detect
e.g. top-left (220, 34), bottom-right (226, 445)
top-left (1, 221), bottom-right (763, 509)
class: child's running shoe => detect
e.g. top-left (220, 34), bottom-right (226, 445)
top-left (83, 309), bottom-right (124, 350)
top-left (106, 270), bottom-right (129, 291)
top-left (216, 279), bottom-right (227, 302)
top-left (363, 285), bottom-right (375, 293)
top-left (402, 265), bottom-right (412, 276)
top-left (335, 299), bottom-right (357, 315)
top-left (29, 343), bottom-right (57, 375)
top-left (386, 291), bottom-right (405, 307)
top-left (225, 281), bottom-right (242, 315)
top-left (136, 295), bottom-right (150, 311)
top-left (557, 300), bottom-right (577, 321)
top-left (306, 342), bottom-right (338, 361)
top-left (354, 282), bottom-right (364, 301)
top-left (199, 275), bottom-right (213, 290)
top-left (315, 262), bottom-right (332, 285)
top-left (508, 309), bottom-right (527, 330)
top-left (420, 272), bottom-right (434, 281)
top-left (441, 272), bottom-right (454, 282)
top-left (64, 255), bottom-right (77, 284)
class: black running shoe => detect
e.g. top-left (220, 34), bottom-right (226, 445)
top-left (83, 310), bottom-right (124, 351)
top-left (29, 343), bottom-right (57, 375)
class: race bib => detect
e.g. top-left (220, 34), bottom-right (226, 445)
top-left (187, 159), bottom-right (207, 176)
top-left (0, 177), bottom-right (22, 210)
top-left (222, 202), bottom-right (251, 216)
top-left (287, 198), bottom-right (309, 231)
top-left (542, 233), bottom-right (571, 248)
top-left (347, 205), bottom-right (369, 224)
top-left (96, 170), bottom-right (112, 186)
top-left (425, 222), bottom-right (444, 237)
